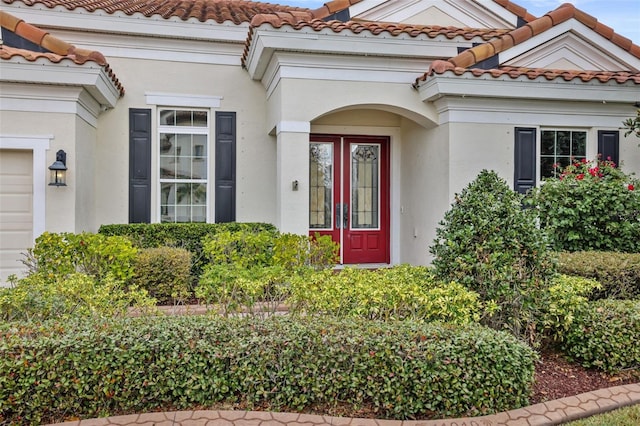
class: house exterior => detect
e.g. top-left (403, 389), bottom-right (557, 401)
top-left (1, 0), bottom-right (639, 282)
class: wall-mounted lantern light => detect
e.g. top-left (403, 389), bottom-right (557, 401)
top-left (48, 150), bottom-right (67, 186)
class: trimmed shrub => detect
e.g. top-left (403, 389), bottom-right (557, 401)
top-left (0, 316), bottom-right (536, 424)
top-left (288, 265), bottom-right (481, 325)
top-left (561, 299), bottom-right (640, 372)
top-left (98, 222), bottom-right (277, 277)
top-left (24, 232), bottom-right (137, 282)
top-left (526, 158), bottom-right (640, 252)
top-left (0, 273), bottom-right (154, 322)
top-left (557, 251), bottom-right (640, 300)
top-left (131, 247), bottom-right (192, 304)
top-left (538, 274), bottom-right (601, 343)
top-left (430, 170), bottom-right (556, 344)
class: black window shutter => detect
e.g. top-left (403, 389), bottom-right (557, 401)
top-left (215, 112), bottom-right (236, 222)
top-left (129, 108), bottom-right (151, 223)
top-left (514, 127), bottom-right (536, 194)
top-left (598, 130), bottom-right (619, 165)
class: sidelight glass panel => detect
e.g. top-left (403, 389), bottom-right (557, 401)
top-left (309, 143), bottom-right (333, 229)
top-left (351, 144), bottom-right (379, 229)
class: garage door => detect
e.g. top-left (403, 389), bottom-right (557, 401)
top-left (0, 149), bottom-right (33, 284)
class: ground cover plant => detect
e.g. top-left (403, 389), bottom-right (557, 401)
top-left (288, 265), bottom-right (481, 324)
top-left (0, 315), bottom-right (536, 424)
top-left (196, 230), bottom-right (338, 314)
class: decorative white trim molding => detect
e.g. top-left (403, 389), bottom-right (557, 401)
top-left (500, 20), bottom-right (640, 72)
top-left (276, 121), bottom-right (311, 134)
top-left (0, 84), bottom-right (101, 127)
top-left (0, 60), bottom-right (120, 109)
top-left (145, 92), bottom-right (223, 108)
top-left (0, 135), bottom-right (53, 240)
top-left (354, 0), bottom-right (517, 29)
top-left (419, 74), bottom-right (640, 105)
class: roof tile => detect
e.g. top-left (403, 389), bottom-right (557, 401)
top-left (1, 0), bottom-right (311, 24)
top-left (0, 9), bottom-right (122, 95)
top-left (492, 0), bottom-right (537, 23)
top-left (416, 65), bottom-right (640, 86)
top-left (1, 44), bottom-right (125, 94)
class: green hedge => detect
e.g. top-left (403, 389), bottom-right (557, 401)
top-left (0, 316), bottom-right (536, 424)
top-left (557, 251), bottom-right (640, 300)
top-left (98, 222), bottom-right (277, 277)
top-left (562, 299), bottom-right (640, 372)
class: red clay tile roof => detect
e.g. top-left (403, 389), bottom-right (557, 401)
top-left (0, 9), bottom-right (124, 96)
top-left (492, 0), bottom-right (536, 23)
top-left (418, 62), bottom-right (640, 84)
top-left (413, 3), bottom-right (640, 87)
top-left (242, 19), bottom-right (509, 68)
top-left (248, 17), bottom-right (510, 40)
top-left (310, 0), bottom-right (362, 20)
top-left (448, 3), bottom-right (640, 69)
top-left (1, 0), bottom-right (310, 24)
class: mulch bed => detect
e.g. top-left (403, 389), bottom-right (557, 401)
top-left (531, 350), bottom-right (640, 404)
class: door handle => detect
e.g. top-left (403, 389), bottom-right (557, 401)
top-left (342, 203), bottom-right (348, 229)
top-left (335, 203), bottom-right (348, 229)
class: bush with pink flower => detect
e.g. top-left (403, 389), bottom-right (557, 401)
top-left (526, 157), bottom-right (640, 252)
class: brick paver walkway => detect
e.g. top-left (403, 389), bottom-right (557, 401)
top-left (47, 383), bottom-right (639, 426)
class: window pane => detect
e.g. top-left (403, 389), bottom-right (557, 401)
top-left (160, 134), bottom-right (174, 154)
top-left (192, 183), bottom-right (206, 204)
top-left (571, 132), bottom-right (586, 156)
top-left (557, 131), bottom-right (571, 155)
top-left (541, 131), bottom-right (555, 155)
top-left (540, 157), bottom-right (556, 179)
top-left (192, 111), bottom-right (208, 127)
top-left (174, 111), bottom-right (193, 126)
top-left (160, 156), bottom-right (175, 179)
top-left (159, 110), bottom-right (175, 126)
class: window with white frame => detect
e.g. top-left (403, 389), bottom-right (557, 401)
top-left (159, 109), bottom-right (208, 223)
top-left (540, 129), bottom-right (586, 179)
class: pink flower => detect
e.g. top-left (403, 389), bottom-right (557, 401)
top-left (588, 167), bottom-right (599, 177)
top-left (581, 158), bottom-right (588, 163)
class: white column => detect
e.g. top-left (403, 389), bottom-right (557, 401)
top-left (275, 121), bottom-right (310, 234)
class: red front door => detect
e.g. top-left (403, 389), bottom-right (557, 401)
top-left (309, 135), bottom-right (390, 264)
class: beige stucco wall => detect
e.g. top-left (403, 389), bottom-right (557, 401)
top-left (93, 57), bottom-right (276, 228)
top-left (74, 116), bottom-right (97, 233)
top-left (620, 131), bottom-right (640, 176)
top-left (399, 120), bottom-right (450, 265)
top-left (448, 123), bottom-right (515, 196)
